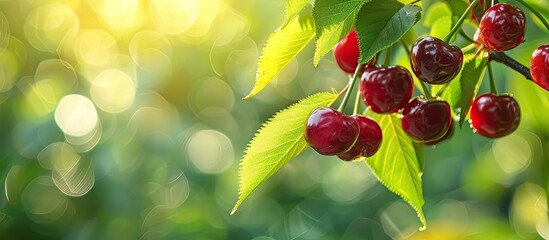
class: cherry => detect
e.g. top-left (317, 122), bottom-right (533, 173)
top-left (333, 30), bottom-right (375, 74)
top-left (470, 93), bottom-right (520, 138)
top-left (410, 36), bottom-right (463, 84)
top-left (338, 115), bottom-right (382, 161)
top-left (530, 44), bottom-right (549, 91)
top-left (360, 66), bottom-right (414, 113)
top-left (424, 120), bottom-right (455, 146)
top-left (401, 97), bottom-right (452, 143)
top-left (304, 107), bottom-right (359, 155)
top-left (478, 3), bottom-right (526, 52)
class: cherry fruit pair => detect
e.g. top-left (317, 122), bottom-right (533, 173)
top-left (304, 107), bottom-right (382, 161)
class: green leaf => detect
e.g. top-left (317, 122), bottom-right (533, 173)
top-left (244, 6), bottom-right (315, 99)
top-left (455, 55), bottom-right (488, 127)
top-left (284, 0), bottom-right (311, 27)
top-left (430, 16), bottom-right (452, 40)
top-left (423, 2), bottom-right (451, 27)
top-left (232, 92), bottom-right (338, 214)
top-left (444, 0), bottom-right (467, 25)
top-left (436, 54), bottom-right (488, 127)
top-left (312, 0), bottom-right (369, 66)
top-left (364, 113), bottom-right (426, 229)
top-left (355, 0), bottom-right (421, 64)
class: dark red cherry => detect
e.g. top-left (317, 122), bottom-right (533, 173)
top-left (304, 107), bottom-right (359, 155)
top-left (470, 93), bottom-right (520, 138)
top-left (410, 36), bottom-right (463, 84)
top-left (530, 44), bottom-right (549, 91)
top-left (338, 115), bottom-right (382, 161)
top-left (401, 97), bottom-right (452, 143)
top-left (479, 3), bottom-right (526, 51)
top-left (333, 30), bottom-right (375, 74)
top-left (360, 66), bottom-right (414, 113)
top-left (424, 120), bottom-right (455, 146)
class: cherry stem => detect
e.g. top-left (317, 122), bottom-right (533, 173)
top-left (489, 50), bottom-right (532, 81)
top-left (353, 88), bottom-right (361, 115)
top-left (461, 43), bottom-right (476, 53)
top-left (338, 64), bottom-right (364, 112)
top-left (443, 0), bottom-right (481, 43)
top-left (384, 46), bottom-right (392, 66)
top-left (488, 63), bottom-right (498, 95)
top-left (459, 30), bottom-right (475, 43)
top-left (435, 83), bottom-right (449, 97)
top-left (513, 0), bottom-right (549, 31)
top-left (419, 80), bottom-right (433, 99)
top-left (409, 0), bottom-right (421, 5)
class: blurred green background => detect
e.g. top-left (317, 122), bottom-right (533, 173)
top-left (0, 0), bottom-right (547, 239)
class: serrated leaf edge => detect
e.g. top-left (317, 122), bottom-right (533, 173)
top-left (244, 15), bottom-right (315, 100)
top-left (361, 114), bottom-right (427, 230)
top-left (232, 92), bottom-right (337, 214)
top-left (312, 0), bottom-right (367, 66)
top-left (357, 3), bottom-right (421, 63)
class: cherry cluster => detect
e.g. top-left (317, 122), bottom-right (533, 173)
top-left (304, 2), bottom-right (548, 160)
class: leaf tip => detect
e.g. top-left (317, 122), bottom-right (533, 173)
top-left (230, 207), bottom-right (238, 215)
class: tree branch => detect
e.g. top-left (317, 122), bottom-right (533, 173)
top-left (489, 50), bottom-right (532, 81)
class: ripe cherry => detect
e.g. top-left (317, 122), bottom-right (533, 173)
top-left (304, 107), bottom-right (359, 155)
top-left (530, 44), bottom-right (549, 91)
top-left (333, 30), bottom-right (375, 74)
top-left (360, 66), bottom-right (414, 113)
top-left (410, 36), bottom-right (463, 84)
top-left (479, 3), bottom-right (526, 51)
top-left (470, 93), bottom-right (520, 138)
top-left (401, 97), bottom-right (452, 143)
top-left (338, 115), bottom-right (382, 161)
top-left (424, 120), bottom-right (455, 146)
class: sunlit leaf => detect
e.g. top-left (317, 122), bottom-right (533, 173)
top-left (244, 6), bottom-right (315, 99)
top-left (430, 16), bottom-right (452, 40)
top-left (436, 54), bottom-right (488, 127)
top-left (355, 0), bottom-right (421, 64)
top-left (362, 113), bottom-right (426, 229)
top-left (312, 0), bottom-right (369, 66)
top-left (284, 0), bottom-right (311, 27)
top-left (232, 92), bottom-right (338, 214)
top-left (423, 2), bottom-right (451, 27)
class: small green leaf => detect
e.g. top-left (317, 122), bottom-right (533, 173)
top-left (312, 0), bottom-right (369, 66)
top-left (355, 0), bottom-right (421, 64)
top-left (436, 54), bottom-right (488, 127)
top-left (284, 0), bottom-right (311, 27)
top-left (244, 6), bottom-right (315, 99)
top-left (430, 16), bottom-right (452, 40)
top-left (456, 55), bottom-right (488, 127)
top-left (232, 92), bottom-right (338, 214)
top-left (363, 113), bottom-right (426, 229)
top-left (423, 2), bottom-right (451, 27)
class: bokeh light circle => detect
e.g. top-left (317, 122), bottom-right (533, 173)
top-left (186, 129), bottom-right (234, 174)
top-left (90, 69), bottom-right (136, 113)
top-left (54, 94), bottom-right (98, 137)
top-left (149, 0), bottom-right (200, 34)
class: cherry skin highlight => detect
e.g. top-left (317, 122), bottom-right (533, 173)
top-left (479, 3), bottom-right (526, 51)
top-left (470, 93), bottom-right (520, 138)
top-left (360, 66), bottom-right (414, 113)
top-left (333, 30), bottom-right (375, 74)
top-left (338, 115), bottom-right (382, 161)
top-left (401, 97), bottom-right (452, 143)
top-left (304, 107), bottom-right (359, 155)
top-left (410, 36), bottom-right (463, 84)
top-left (530, 44), bottom-right (549, 91)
